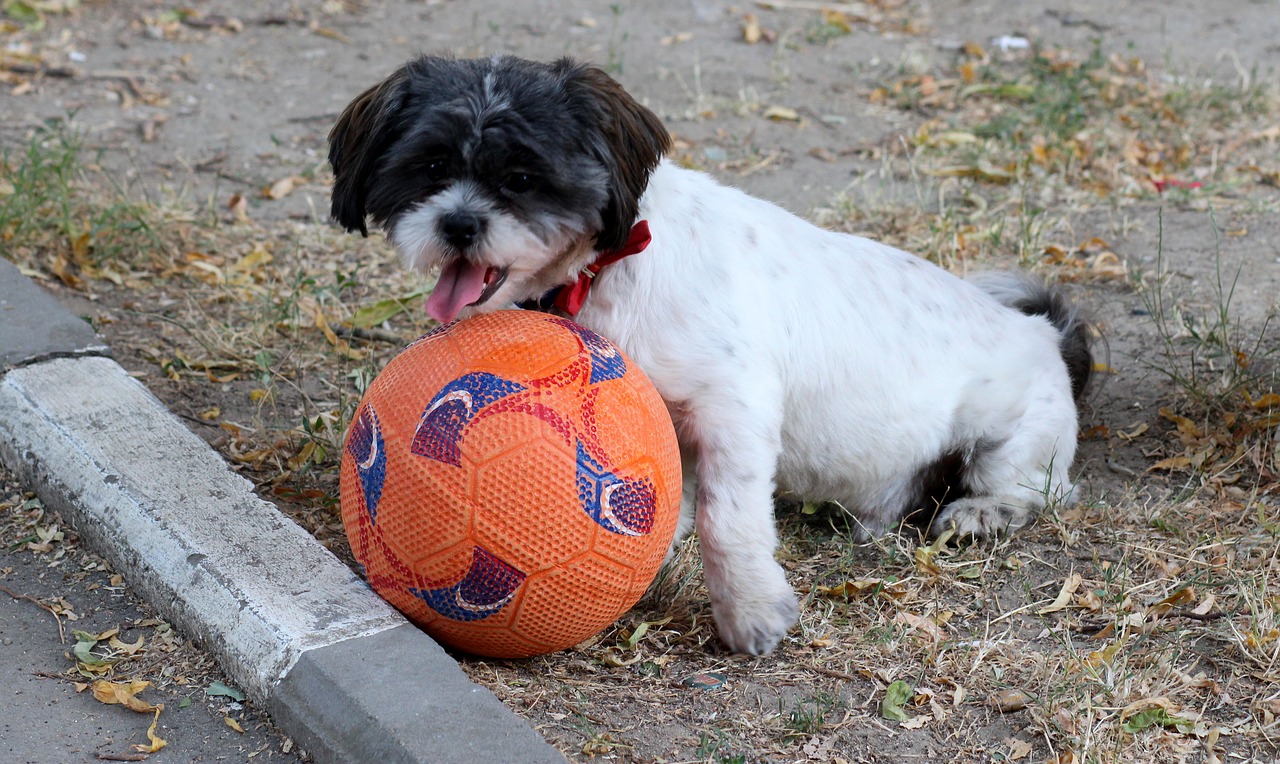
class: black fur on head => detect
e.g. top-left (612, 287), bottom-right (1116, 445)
top-left (327, 55), bottom-right (671, 251)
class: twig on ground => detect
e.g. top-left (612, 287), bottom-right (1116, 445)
top-left (0, 582), bottom-right (67, 643)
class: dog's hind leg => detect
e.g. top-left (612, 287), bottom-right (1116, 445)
top-left (933, 392), bottom-right (1079, 538)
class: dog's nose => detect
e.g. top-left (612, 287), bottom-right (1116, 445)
top-left (439, 212), bottom-right (484, 250)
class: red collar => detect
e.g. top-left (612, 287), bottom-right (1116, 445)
top-left (553, 221), bottom-right (651, 316)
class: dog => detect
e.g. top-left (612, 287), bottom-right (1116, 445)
top-left (328, 55), bottom-right (1093, 655)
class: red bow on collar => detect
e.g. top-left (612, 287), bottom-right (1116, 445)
top-left (553, 220), bottom-right (652, 317)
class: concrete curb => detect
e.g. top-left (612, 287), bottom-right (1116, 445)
top-left (0, 261), bottom-right (564, 764)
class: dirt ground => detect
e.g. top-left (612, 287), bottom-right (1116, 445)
top-left (3, 1), bottom-right (1279, 762)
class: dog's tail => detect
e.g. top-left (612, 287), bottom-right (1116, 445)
top-left (969, 272), bottom-right (1094, 401)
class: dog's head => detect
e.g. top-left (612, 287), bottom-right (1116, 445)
top-left (328, 55), bottom-right (670, 323)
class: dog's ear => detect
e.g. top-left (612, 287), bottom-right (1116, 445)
top-left (328, 68), bottom-right (410, 237)
top-left (558, 61), bottom-right (671, 251)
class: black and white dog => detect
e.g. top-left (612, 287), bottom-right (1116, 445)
top-left (329, 55), bottom-right (1092, 655)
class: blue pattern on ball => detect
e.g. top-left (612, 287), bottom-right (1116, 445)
top-left (549, 317), bottom-right (627, 385)
top-left (410, 546), bottom-right (527, 621)
top-left (574, 441), bottom-right (657, 536)
top-left (346, 405), bottom-right (387, 523)
top-left (412, 372), bottom-right (526, 466)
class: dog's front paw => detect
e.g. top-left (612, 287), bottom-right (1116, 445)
top-left (709, 575), bottom-right (799, 655)
top-left (934, 497), bottom-right (1033, 538)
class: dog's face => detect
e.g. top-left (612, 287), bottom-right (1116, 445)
top-left (329, 56), bottom-right (670, 323)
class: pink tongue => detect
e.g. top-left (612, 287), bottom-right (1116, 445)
top-left (426, 259), bottom-right (489, 323)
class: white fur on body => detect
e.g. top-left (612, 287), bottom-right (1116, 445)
top-left (555, 161), bottom-right (1081, 654)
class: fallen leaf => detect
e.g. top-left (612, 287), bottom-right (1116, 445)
top-left (133, 708), bottom-right (167, 753)
top-left (1116, 422), bottom-right (1149, 441)
top-left (263, 175), bottom-right (301, 200)
top-left (742, 13), bottom-right (762, 43)
top-left (762, 105), bottom-right (800, 122)
top-left (225, 716), bottom-right (244, 733)
top-left (881, 680), bottom-right (913, 721)
top-left (1148, 587), bottom-right (1195, 616)
top-left (1246, 392), bottom-right (1280, 409)
top-left (991, 688), bottom-right (1033, 713)
top-left (1007, 737), bottom-right (1034, 760)
top-left (207, 681), bottom-right (246, 702)
top-left (927, 160), bottom-right (1017, 183)
top-left (901, 713), bottom-right (931, 730)
top-left (1148, 455), bottom-right (1192, 472)
top-left (1159, 408), bottom-right (1202, 442)
top-left (92, 680), bottom-right (160, 713)
top-left (1037, 572), bottom-right (1082, 614)
top-left (1119, 698), bottom-right (1194, 734)
top-left (227, 193), bottom-right (249, 221)
top-left (108, 634), bottom-right (146, 655)
top-left (310, 24), bottom-right (350, 43)
top-left (820, 9), bottom-right (852, 33)
top-left (894, 611), bottom-right (946, 643)
top-left (815, 577), bottom-right (907, 601)
top-left (350, 291), bottom-right (426, 329)
top-left (1086, 638), bottom-right (1125, 669)
top-left (72, 630), bottom-right (118, 670)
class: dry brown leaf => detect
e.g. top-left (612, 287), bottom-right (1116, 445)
top-left (742, 13), bottom-right (762, 44)
top-left (92, 680), bottom-right (161, 713)
top-left (263, 176), bottom-right (302, 200)
top-left (1159, 407), bottom-right (1202, 442)
top-left (1246, 392), bottom-right (1280, 409)
top-left (901, 713), bottom-right (931, 729)
top-left (821, 9), bottom-right (853, 33)
top-left (1148, 455), bottom-right (1192, 472)
top-left (227, 192), bottom-right (249, 222)
top-left (310, 24), bottom-right (350, 43)
top-left (1191, 593), bottom-right (1217, 616)
top-left (762, 105), bottom-right (800, 122)
top-left (1085, 638), bottom-right (1125, 669)
top-left (991, 688), bottom-right (1032, 712)
top-left (1119, 696), bottom-right (1179, 720)
top-left (225, 716), bottom-right (244, 733)
top-left (894, 611), bottom-right (946, 643)
top-left (133, 708), bottom-right (167, 754)
top-left (1116, 422), bottom-right (1149, 441)
top-left (1037, 572), bottom-right (1082, 614)
top-left (1148, 587), bottom-right (1195, 616)
top-left (108, 634), bottom-right (146, 655)
top-left (1006, 738), bottom-right (1034, 760)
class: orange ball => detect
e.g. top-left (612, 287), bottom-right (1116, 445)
top-left (339, 310), bottom-right (681, 658)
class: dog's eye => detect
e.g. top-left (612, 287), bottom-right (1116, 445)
top-left (424, 159), bottom-right (448, 183)
top-left (502, 173), bottom-right (538, 195)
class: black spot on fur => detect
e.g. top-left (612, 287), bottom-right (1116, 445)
top-left (900, 449), bottom-right (969, 530)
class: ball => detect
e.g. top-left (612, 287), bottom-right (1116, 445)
top-left (339, 310), bottom-right (681, 658)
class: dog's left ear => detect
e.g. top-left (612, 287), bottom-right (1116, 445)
top-left (558, 61), bottom-right (671, 251)
top-left (328, 68), bottom-right (410, 237)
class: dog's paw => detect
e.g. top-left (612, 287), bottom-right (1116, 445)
top-left (934, 497), bottom-right (1033, 539)
top-left (710, 580), bottom-right (799, 655)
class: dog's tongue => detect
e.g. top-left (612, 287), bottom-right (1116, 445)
top-left (426, 259), bottom-right (488, 324)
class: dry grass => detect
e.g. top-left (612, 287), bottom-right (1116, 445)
top-left (2, 29), bottom-right (1278, 764)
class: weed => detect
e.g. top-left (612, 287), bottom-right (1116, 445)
top-left (694, 729), bottom-right (749, 763)
top-left (779, 690), bottom-right (841, 736)
top-left (604, 4), bottom-right (628, 74)
top-left (0, 121), bottom-right (168, 279)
